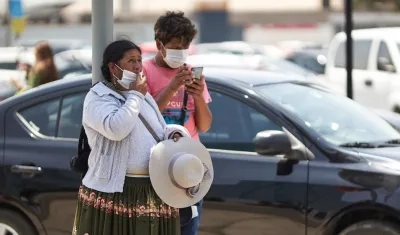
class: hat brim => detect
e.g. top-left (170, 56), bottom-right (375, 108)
top-left (149, 137), bottom-right (213, 208)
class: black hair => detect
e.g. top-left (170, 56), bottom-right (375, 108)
top-left (101, 40), bottom-right (142, 82)
top-left (154, 11), bottom-right (197, 45)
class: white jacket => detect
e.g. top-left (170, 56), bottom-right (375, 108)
top-left (81, 82), bottom-right (189, 193)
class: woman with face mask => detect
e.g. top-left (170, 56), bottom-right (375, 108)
top-left (142, 11), bottom-right (213, 235)
top-left (72, 40), bottom-right (185, 235)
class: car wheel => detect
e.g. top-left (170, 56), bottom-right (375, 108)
top-left (339, 220), bottom-right (400, 235)
top-left (0, 209), bottom-right (37, 235)
top-left (393, 106), bottom-right (400, 114)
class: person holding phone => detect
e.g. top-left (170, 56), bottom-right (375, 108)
top-left (142, 11), bottom-right (212, 235)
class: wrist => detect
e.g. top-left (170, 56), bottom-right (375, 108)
top-left (193, 95), bottom-right (204, 102)
top-left (166, 84), bottom-right (178, 94)
top-left (128, 90), bottom-right (145, 99)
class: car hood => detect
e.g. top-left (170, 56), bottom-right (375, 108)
top-left (356, 146), bottom-right (400, 160)
top-left (355, 146), bottom-right (400, 174)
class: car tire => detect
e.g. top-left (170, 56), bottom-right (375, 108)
top-left (339, 220), bottom-right (400, 235)
top-left (0, 209), bottom-right (37, 235)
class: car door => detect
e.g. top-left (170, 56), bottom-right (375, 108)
top-left (350, 39), bottom-right (376, 107)
top-left (327, 39), bottom-right (373, 104)
top-left (366, 39), bottom-right (398, 110)
top-left (3, 88), bottom-right (88, 235)
top-left (199, 86), bottom-right (309, 235)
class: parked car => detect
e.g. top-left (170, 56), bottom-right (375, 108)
top-left (0, 70), bottom-right (18, 101)
top-left (326, 27), bottom-right (400, 112)
top-left (0, 47), bottom-right (19, 70)
top-left (0, 69), bottom-right (24, 100)
top-left (260, 54), bottom-right (315, 78)
top-left (186, 53), bottom-right (314, 78)
top-left (54, 48), bottom-right (92, 79)
top-left (374, 109), bottom-right (400, 131)
top-left (15, 39), bottom-right (90, 55)
top-left (286, 49), bottom-right (327, 75)
top-left (1, 68), bottom-right (400, 235)
top-left (0, 48), bottom-right (92, 102)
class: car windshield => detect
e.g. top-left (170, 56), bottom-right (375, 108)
top-left (257, 82), bottom-right (400, 145)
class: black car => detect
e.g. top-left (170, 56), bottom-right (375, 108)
top-left (1, 68), bottom-right (400, 235)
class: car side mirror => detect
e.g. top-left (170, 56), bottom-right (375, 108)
top-left (378, 57), bottom-right (396, 73)
top-left (253, 128), bottom-right (314, 160)
top-left (254, 130), bottom-right (292, 155)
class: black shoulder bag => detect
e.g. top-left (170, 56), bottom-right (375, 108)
top-left (70, 126), bottom-right (91, 178)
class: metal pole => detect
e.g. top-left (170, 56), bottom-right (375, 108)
top-left (5, 0), bottom-right (12, 46)
top-left (92, 0), bottom-right (114, 84)
top-left (345, 0), bottom-right (353, 99)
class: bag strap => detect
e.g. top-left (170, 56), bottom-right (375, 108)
top-left (179, 91), bottom-right (189, 125)
top-left (78, 126), bottom-right (87, 152)
top-left (138, 113), bottom-right (162, 143)
top-left (78, 126), bottom-right (91, 151)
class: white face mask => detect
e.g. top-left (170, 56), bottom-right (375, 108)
top-left (161, 44), bottom-right (189, 68)
top-left (113, 64), bottom-right (137, 89)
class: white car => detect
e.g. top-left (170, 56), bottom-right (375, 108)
top-left (0, 47), bottom-right (21, 70)
top-left (326, 27), bottom-right (400, 112)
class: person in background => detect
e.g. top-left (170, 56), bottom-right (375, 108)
top-left (11, 41), bottom-right (59, 94)
top-left (142, 11), bottom-right (213, 235)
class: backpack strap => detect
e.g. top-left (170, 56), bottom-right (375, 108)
top-left (78, 126), bottom-right (91, 152)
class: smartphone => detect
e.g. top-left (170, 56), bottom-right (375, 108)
top-left (191, 67), bottom-right (203, 80)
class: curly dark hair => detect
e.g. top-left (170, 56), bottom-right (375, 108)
top-left (154, 11), bottom-right (197, 46)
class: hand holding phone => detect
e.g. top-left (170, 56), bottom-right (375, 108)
top-left (185, 67), bottom-right (204, 98)
top-left (191, 67), bottom-right (203, 80)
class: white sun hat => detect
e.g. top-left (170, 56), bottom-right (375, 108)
top-left (149, 137), bottom-right (213, 208)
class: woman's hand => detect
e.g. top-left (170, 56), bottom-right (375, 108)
top-left (129, 73), bottom-right (147, 95)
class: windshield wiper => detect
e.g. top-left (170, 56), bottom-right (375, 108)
top-left (339, 142), bottom-right (383, 148)
top-left (382, 139), bottom-right (400, 145)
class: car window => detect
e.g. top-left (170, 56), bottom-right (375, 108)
top-left (289, 54), bottom-right (324, 74)
top-left (58, 91), bottom-right (87, 138)
top-left (18, 98), bottom-right (61, 137)
top-left (377, 41), bottom-right (395, 71)
top-left (199, 90), bottom-right (281, 151)
top-left (334, 40), bottom-right (372, 70)
top-left (18, 91), bottom-right (87, 138)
